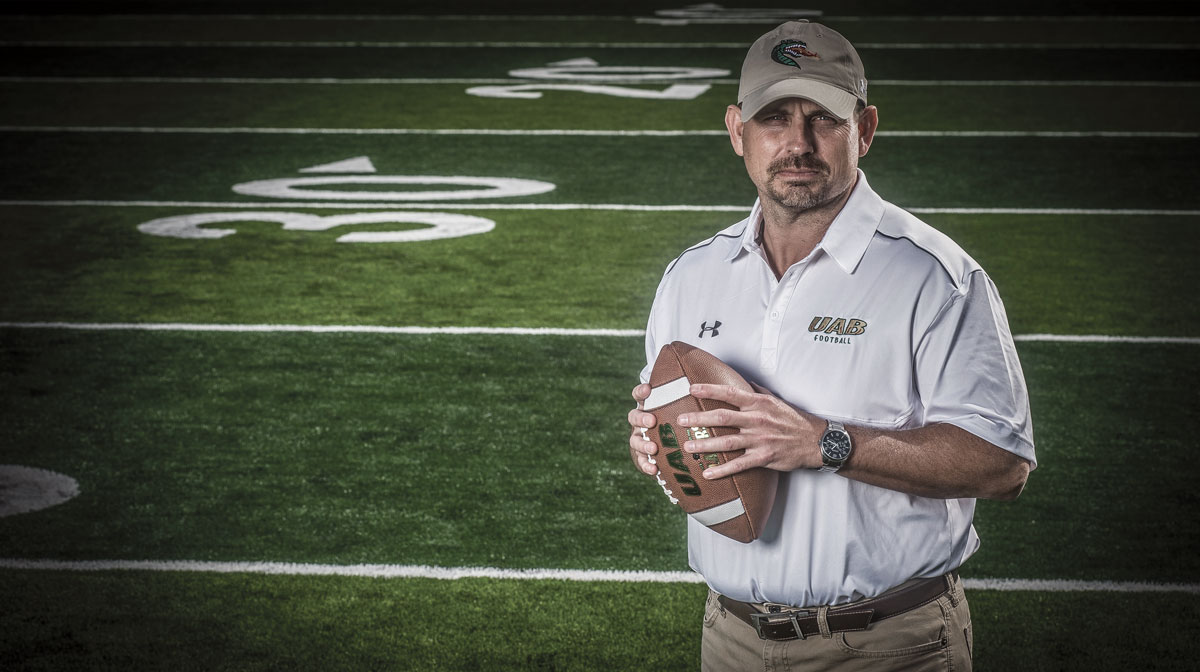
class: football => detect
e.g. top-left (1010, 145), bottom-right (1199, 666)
top-left (642, 342), bottom-right (778, 543)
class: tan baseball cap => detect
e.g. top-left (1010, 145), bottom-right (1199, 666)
top-left (738, 21), bottom-right (868, 122)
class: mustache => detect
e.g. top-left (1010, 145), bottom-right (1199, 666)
top-left (768, 156), bottom-right (829, 176)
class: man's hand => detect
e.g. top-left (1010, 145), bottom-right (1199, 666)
top-left (679, 383), bottom-right (824, 479)
top-left (627, 383), bottom-right (659, 476)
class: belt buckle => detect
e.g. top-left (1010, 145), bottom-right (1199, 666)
top-left (749, 609), bottom-right (810, 640)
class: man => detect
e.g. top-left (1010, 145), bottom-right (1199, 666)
top-left (626, 21), bottom-right (1035, 671)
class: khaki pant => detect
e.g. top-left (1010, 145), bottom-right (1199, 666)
top-left (702, 573), bottom-right (972, 671)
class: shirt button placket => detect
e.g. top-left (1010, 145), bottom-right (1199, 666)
top-left (760, 265), bottom-right (804, 371)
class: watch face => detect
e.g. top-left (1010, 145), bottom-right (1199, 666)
top-left (822, 431), bottom-right (852, 461)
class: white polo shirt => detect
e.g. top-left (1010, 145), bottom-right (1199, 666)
top-left (640, 171), bottom-right (1035, 607)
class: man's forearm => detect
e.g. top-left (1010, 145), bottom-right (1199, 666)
top-left (839, 423), bottom-right (1030, 500)
top-left (673, 383), bottom-right (1030, 500)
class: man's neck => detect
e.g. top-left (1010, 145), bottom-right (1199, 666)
top-left (758, 185), bottom-right (854, 279)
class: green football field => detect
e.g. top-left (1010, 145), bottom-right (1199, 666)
top-left (2, 2), bottom-right (1199, 670)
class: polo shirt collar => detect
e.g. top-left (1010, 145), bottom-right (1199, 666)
top-left (727, 200), bottom-right (765, 262)
top-left (819, 169), bottom-right (885, 275)
top-left (728, 169), bottom-right (883, 275)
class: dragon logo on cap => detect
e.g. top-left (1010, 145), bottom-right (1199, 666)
top-left (772, 39), bottom-right (821, 68)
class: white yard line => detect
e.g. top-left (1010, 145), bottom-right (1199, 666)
top-left (1013, 334), bottom-right (1200, 345)
top-left (1012, 333), bottom-right (1200, 343)
top-left (1, 125), bottom-right (1196, 139)
top-left (5, 14), bottom-right (637, 22)
top-left (0, 322), bottom-right (646, 337)
top-left (1, 76), bottom-right (1198, 88)
top-left (0, 76), bottom-right (533, 85)
top-left (904, 207), bottom-right (1200, 216)
top-left (881, 131), bottom-right (1200, 138)
top-left (1, 322), bottom-right (1196, 344)
top-left (0, 125), bottom-right (734, 136)
top-left (0, 558), bottom-right (1195, 593)
top-left (873, 79), bottom-right (1200, 87)
top-left (3, 14), bottom-right (1196, 22)
top-left (2, 14), bottom-right (1196, 22)
top-left (822, 15), bottom-right (1200, 22)
top-left (1, 200), bottom-right (1197, 217)
top-left (0, 199), bottom-right (751, 211)
top-left (0, 14), bottom-right (628, 22)
top-left (961, 578), bottom-right (1200, 594)
top-left (3, 39), bottom-right (1196, 50)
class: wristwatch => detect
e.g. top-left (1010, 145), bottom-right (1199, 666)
top-left (818, 420), bottom-right (853, 473)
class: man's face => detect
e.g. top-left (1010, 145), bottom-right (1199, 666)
top-left (725, 97), bottom-right (877, 213)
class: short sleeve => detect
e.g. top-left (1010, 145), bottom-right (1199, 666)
top-left (914, 271), bottom-right (1036, 466)
top-left (640, 325), bottom-right (656, 384)
top-left (640, 274), bottom-right (670, 384)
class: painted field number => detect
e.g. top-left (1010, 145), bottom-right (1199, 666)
top-left (468, 58), bottom-right (729, 101)
top-left (138, 211), bottom-right (496, 243)
top-left (136, 157), bottom-right (556, 244)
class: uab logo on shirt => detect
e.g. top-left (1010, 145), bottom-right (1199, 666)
top-left (809, 316), bottom-right (867, 345)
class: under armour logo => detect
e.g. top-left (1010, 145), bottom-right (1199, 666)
top-left (699, 321), bottom-right (722, 338)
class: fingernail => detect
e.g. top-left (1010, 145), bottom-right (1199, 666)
top-left (678, 414), bottom-right (689, 425)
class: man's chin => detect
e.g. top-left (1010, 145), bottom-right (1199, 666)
top-left (768, 186), bottom-right (827, 210)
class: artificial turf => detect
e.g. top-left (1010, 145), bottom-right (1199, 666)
top-left (2, 331), bottom-right (1197, 584)
top-left (3, 571), bottom-right (1198, 672)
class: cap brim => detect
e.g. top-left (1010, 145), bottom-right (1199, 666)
top-left (740, 78), bottom-right (859, 122)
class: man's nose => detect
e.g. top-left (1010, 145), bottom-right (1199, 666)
top-left (783, 118), bottom-right (815, 155)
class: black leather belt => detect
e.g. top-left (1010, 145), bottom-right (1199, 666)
top-left (717, 574), bottom-right (952, 641)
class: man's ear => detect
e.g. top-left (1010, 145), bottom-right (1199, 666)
top-left (725, 105), bottom-right (746, 157)
top-left (857, 105), bottom-right (879, 158)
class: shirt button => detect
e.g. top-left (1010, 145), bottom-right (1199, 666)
top-left (770, 311), bottom-right (780, 320)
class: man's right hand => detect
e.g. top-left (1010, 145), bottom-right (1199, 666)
top-left (627, 383), bottom-right (659, 476)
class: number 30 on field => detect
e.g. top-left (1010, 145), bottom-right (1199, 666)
top-left (137, 159), bottom-right (557, 244)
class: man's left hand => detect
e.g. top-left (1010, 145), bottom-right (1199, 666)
top-left (678, 383), bottom-right (822, 478)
